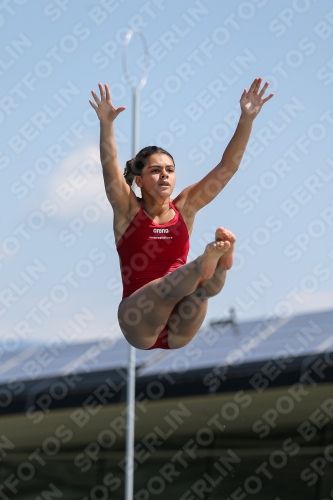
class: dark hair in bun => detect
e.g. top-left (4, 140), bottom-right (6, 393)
top-left (124, 146), bottom-right (174, 187)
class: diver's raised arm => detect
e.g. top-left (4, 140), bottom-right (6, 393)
top-left (180, 78), bottom-right (274, 213)
top-left (89, 83), bottom-right (130, 209)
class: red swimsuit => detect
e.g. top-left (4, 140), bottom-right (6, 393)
top-left (116, 200), bottom-right (190, 349)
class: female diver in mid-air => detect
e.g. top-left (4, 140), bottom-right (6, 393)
top-left (89, 78), bottom-right (273, 350)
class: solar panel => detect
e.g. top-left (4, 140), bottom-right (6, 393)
top-left (0, 309), bottom-right (332, 384)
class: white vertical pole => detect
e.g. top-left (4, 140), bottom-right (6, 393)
top-left (122, 30), bottom-right (148, 500)
top-left (125, 345), bottom-right (136, 500)
top-left (125, 89), bottom-right (139, 500)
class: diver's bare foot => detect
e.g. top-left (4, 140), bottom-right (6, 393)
top-left (215, 227), bottom-right (236, 270)
top-left (200, 239), bottom-right (231, 279)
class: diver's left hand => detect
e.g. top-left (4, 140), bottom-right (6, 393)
top-left (240, 77), bottom-right (274, 120)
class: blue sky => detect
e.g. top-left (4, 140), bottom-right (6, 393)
top-left (1, 0), bottom-right (333, 346)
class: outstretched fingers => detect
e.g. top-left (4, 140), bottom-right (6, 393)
top-left (91, 89), bottom-right (101, 104)
top-left (247, 78), bottom-right (274, 106)
top-left (89, 98), bottom-right (98, 111)
top-left (259, 81), bottom-right (274, 101)
top-left (258, 81), bottom-right (269, 96)
top-left (89, 83), bottom-right (111, 110)
top-left (89, 83), bottom-right (126, 123)
top-left (250, 77), bottom-right (264, 93)
top-left (116, 105), bottom-right (126, 115)
top-left (98, 82), bottom-right (106, 100)
top-left (262, 92), bottom-right (274, 103)
top-left (105, 83), bottom-right (111, 101)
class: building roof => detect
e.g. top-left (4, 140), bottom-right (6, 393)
top-left (0, 309), bottom-right (332, 385)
